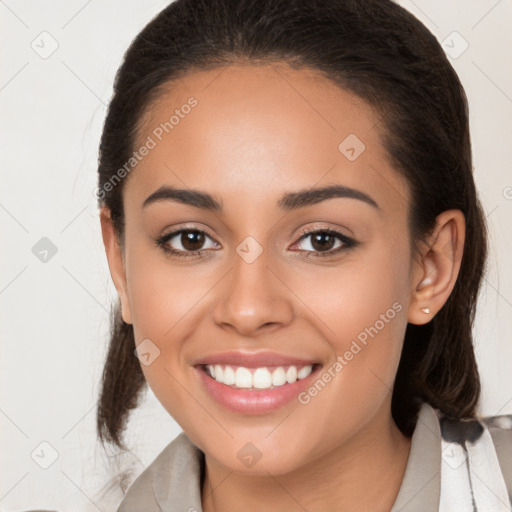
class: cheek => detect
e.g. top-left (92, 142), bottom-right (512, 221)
top-left (280, 242), bottom-right (410, 451)
top-left (294, 237), bottom-right (411, 396)
top-left (124, 243), bottom-right (222, 414)
top-left (298, 235), bottom-right (409, 337)
top-left (126, 239), bottom-right (210, 337)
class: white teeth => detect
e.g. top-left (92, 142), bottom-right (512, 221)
top-left (297, 365), bottom-right (313, 379)
top-left (214, 364), bottom-right (223, 382)
top-left (253, 368), bottom-right (272, 389)
top-left (235, 367), bottom-right (253, 388)
top-left (286, 366), bottom-right (297, 383)
top-left (223, 365), bottom-right (236, 385)
top-left (205, 364), bottom-right (315, 389)
top-left (272, 367), bottom-right (287, 386)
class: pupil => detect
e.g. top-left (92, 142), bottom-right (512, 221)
top-left (182, 231), bottom-right (204, 251)
top-left (311, 232), bottom-right (334, 252)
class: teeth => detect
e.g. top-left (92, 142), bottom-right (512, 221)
top-left (286, 366), bottom-right (297, 383)
top-left (223, 365), bottom-right (236, 385)
top-left (235, 367), bottom-right (253, 388)
top-left (272, 367), bottom-right (287, 386)
top-left (297, 366), bottom-right (312, 379)
top-left (205, 364), bottom-right (314, 389)
top-left (214, 364), bottom-right (223, 382)
top-left (253, 368), bottom-right (272, 389)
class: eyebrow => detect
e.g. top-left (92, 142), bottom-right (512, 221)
top-left (142, 184), bottom-right (379, 211)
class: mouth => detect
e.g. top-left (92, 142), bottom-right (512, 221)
top-left (200, 363), bottom-right (318, 389)
top-left (194, 360), bottom-right (323, 414)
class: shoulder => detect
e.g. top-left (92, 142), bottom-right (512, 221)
top-left (481, 413), bottom-right (512, 496)
top-left (116, 431), bottom-right (204, 512)
top-left (437, 408), bottom-right (512, 505)
top-left (437, 408), bottom-right (512, 448)
top-left (438, 410), bottom-right (512, 460)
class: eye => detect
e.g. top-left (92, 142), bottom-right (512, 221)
top-left (154, 226), bottom-right (358, 260)
top-left (155, 228), bottom-right (219, 258)
top-left (291, 228), bottom-right (358, 258)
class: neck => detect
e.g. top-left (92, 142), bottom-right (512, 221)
top-left (201, 402), bottom-right (412, 512)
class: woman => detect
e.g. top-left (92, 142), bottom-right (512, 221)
top-left (95, 0), bottom-right (512, 510)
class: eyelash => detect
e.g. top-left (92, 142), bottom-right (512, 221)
top-left (154, 225), bottom-right (359, 260)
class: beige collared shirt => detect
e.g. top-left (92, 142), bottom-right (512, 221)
top-left (116, 402), bottom-right (512, 511)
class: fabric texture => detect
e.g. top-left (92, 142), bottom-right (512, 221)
top-left (116, 402), bottom-right (512, 511)
top-left (438, 413), bottom-right (512, 511)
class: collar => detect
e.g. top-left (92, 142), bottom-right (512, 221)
top-left (118, 402), bottom-right (441, 511)
top-left (391, 401), bottom-right (441, 511)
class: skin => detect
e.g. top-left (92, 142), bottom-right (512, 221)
top-left (100, 62), bottom-right (465, 511)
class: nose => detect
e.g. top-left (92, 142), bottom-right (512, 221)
top-left (212, 248), bottom-right (294, 338)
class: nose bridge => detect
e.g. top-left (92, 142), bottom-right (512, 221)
top-left (212, 238), bottom-right (293, 336)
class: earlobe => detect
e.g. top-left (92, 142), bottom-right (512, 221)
top-left (408, 210), bottom-right (465, 325)
top-left (99, 207), bottom-right (133, 325)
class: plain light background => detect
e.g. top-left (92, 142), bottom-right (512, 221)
top-left (1, 0), bottom-right (511, 510)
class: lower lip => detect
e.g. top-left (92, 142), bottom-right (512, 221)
top-left (195, 365), bottom-right (321, 414)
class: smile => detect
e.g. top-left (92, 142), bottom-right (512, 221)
top-left (205, 364), bottom-right (314, 389)
top-left (194, 354), bottom-right (322, 415)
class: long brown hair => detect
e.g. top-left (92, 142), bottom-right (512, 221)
top-left (96, 0), bottom-right (487, 457)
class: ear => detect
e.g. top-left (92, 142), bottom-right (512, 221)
top-left (99, 206), bottom-right (133, 325)
top-left (408, 209), bottom-right (465, 325)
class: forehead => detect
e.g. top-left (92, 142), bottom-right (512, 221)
top-left (125, 63), bottom-right (409, 218)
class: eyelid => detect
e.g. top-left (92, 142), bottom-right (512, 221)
top-left (293, 222), bottom-right (355, 240)
top-left (155, 222), bottom-right (358, 258)
top-left (158, 222), bottom-right (354, 244)
top-left (290, 226), bottom-right (358, 254)
top-left (159, 222), bottom-right (217, 240)
top-left (154, 223), bottom-right (220, 259)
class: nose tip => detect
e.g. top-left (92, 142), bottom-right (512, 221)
top-left (212, 259), bottom-right (294, 337)
top-left (217, 302), bottom-right (285, 338)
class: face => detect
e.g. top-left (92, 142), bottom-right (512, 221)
top-left (111, 63), bottom-right (419, 475)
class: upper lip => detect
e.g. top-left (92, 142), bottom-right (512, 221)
top-left (193, 350), bottom-right (320, 368)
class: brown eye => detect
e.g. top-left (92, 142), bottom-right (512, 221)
top-left (156, 228), bottom-right (219, 258)
top-left (293, 229), bottom-right (358, 258)
top-left (179, 230), bottom-right (206, 251)
top-left (308, 232), bottom-right (337, 252)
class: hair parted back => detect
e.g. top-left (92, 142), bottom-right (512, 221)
top-left (96, 0), bottom-right (487, 453)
